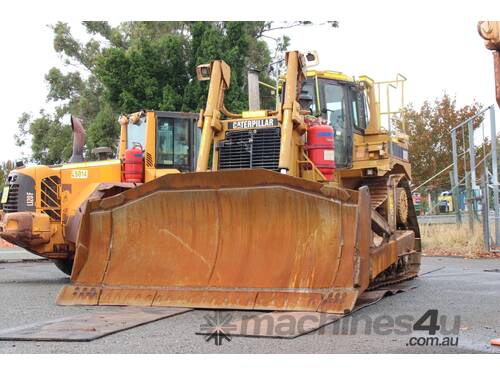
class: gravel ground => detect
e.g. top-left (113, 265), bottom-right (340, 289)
top-left (0, 255), bottom-right (499, 354)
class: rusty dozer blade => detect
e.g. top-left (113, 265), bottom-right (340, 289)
top-left (57, 169), bottom-right (416, 314)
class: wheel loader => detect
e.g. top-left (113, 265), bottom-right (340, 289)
top-left (0, 111), bottom-right (200, 274)
top-left (58, 51), bottom-right (421, 314)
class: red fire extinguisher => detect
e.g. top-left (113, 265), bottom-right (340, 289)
top-left (305, 117), bottom-right (336, 180)
top-left (123, 144), bottom-right (144, 183)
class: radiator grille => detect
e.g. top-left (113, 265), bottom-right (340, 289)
top-left (218, 128), bottom-right (281, 171)
top-left (2, 183), bottom-right (19, 213)
top-left (41, 176), bottom-right (61, 221)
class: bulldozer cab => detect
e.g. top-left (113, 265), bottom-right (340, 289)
top-left (300, 73), bottom-right (370, 169)
top-left (297, 71), bottom-right (411, 185)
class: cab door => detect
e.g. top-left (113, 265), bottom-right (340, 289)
top-left (154, 112), bottom-right (200, 173)
top-left (319, 79), bottom-right (353, 169)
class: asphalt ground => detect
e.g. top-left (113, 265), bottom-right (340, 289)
top-left (0, 247), bottom-right (499, 353)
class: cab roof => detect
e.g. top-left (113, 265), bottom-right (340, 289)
top-left (306, 70), bottom-right (354, 83)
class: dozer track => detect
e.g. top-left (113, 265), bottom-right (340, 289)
top-left (57, 169), bottom-right (419, 314)
top-left (365, 178), bottom-right (389, 210)
top-left (367, 179), bottom-right (421, 290)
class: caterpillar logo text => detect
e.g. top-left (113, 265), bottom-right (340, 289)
top-left (227, 118), bottom-right (278, 129)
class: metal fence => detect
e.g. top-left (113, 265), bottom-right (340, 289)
top-left (412, 105), bottom-right (499, 252)
top-left (450, 105), bottom-right (498, 251)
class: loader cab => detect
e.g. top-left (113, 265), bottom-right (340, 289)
top-left (120, 111), bottom-right (200, 182)
top-left (301, 72), bottom-right (369, 169)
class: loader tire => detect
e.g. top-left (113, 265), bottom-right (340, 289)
top-left (53, 259), bottom-right (74, 276)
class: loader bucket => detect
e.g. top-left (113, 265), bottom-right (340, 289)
top-left (57, 169), bottom-right (382, 313)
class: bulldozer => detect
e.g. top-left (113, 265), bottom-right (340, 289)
top-left (0, 111), bottom-right (200, 274)
top-left (58, 51), bottom-right (421, 314)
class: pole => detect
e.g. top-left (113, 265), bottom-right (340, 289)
top-left (451, 129), bottom-right (462, 223)
top-left (449, 171), bottom-right (461, 222)
top-left (489, 106), bottom-right (500, 248)
top-left (465, 171), bottom-right (474, 231)
top-left (481, 174), bottom-right (491, 251)
top-left (468, 120), bottom-right (477, 189)
top-left (427, 192), bottom-right (433, 215)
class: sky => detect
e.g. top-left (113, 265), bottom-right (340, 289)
top-left (0, 15), bottom-right (498, 163)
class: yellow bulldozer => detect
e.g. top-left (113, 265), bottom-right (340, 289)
top-left (57, 50), bottom-right (421, 314)
top-left (0, 111), bottom-right (200, 274)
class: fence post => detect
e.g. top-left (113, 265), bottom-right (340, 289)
top-left (468, 120), bottom-right (477, 189)
top-left (481, 173), bottom-right (491, 251)
top-left (465, 171), bottom-right (474, 231)
top-left (427, 192), bottom-right (433, 215)
top-left (489, 106), bottom-right (500, 248)
top-left (449, 171), bottom-right (459, 220)
top-left (451, 129), bottom-right (462, 223)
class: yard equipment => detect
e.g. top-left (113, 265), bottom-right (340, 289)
top-left (58, 51), bottom-right (420, 314)
top-left (0, 111), bottom-right (200, 274)
top-left (437, 191), bottom-right (454, 213)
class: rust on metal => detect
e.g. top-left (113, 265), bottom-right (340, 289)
top-left (494, 51), bottom-right (500, 108)
top-left (64, 183), bottom-right (138, 245)
top-left (0, 212), bottom-right (51, 248)
top-left (478, 21), bottom-right (500, 107)
top-left (203, 286), bottom-right (413, 338)
top-left (58, 169), bottom-right (418, 314)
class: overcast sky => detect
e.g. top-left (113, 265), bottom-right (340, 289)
top-left (0, 17), bottom-right (498, 162)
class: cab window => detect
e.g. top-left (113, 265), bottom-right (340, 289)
top-left (349, 88), bottom-right (368, 131)
top-left (323, 83), bottom-right (345, 129)
top-left (127, 116), bottom-right (147, 149)
top-left (156, 117), bottom-right (190, 168)
top-left (299, 78), bottom-right (318, 115)
top-left (320, 80), bottom-right (349, 168)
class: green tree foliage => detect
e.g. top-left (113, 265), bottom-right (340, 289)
top-left (403, 94), bottom-right (483, 189)
top-left (0, 161), bottom-right (15, 189)
top-left (17, 21), bottom-right (286, 164)
top-left (16, 111), bottom-right (72, 165)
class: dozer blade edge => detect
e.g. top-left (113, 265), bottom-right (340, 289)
top-left (57, 169), bottom-right (416, 314)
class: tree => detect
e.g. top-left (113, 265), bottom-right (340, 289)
top-left (403, 94), bottom-right (483, 190)
top-left (16, 111), bottom-right (72, 165)
top-left (0, 161), bottom-right (15, 190)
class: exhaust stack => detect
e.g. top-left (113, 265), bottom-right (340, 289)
top-left (247, 69), bottom-right (261, 111)
top-left (69, 116), bottom-right (85, 163)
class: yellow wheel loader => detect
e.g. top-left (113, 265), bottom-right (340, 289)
top-left (0, 111), bottom-right (200, 274)
top-left (58, 51), bottom-right (421, 314)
